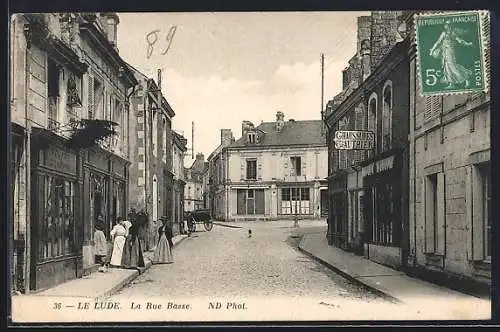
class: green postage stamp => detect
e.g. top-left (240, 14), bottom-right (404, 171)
top-left (415, 11), bottom-right (489, 96)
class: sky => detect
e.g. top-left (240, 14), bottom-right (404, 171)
top-left (116, 11), bottom-right (369, 167)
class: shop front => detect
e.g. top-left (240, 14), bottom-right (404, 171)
top-left (327, 172), bottom-right (348, 248)
top-left (30, 129), bottom-right (82, 291)
top-left (82, 147), bottom-right (128, 272)
top-left (361, 151), bottom-right (404, 269)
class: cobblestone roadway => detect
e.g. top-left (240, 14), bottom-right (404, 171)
top-left (115, 220), bottom-right (386, 303)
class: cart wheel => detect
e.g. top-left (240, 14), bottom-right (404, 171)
top-left (204, 221), bottom-right (213, 231)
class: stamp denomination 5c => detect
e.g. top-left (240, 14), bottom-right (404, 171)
top-left (415, 11), bottom-right (488, 96)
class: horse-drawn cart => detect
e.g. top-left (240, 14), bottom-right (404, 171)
top-left (185, 208), bottom-right (213, 232)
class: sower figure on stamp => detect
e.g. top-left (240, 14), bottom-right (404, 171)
top-left (153, 216), bottom-right (174, 264)
top-left (429, 20), bottom-right (473, 89)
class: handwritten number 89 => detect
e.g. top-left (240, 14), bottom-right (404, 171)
top-left (146, 26), bottom-right (177, 59)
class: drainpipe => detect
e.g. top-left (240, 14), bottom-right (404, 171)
top-left (23, 22), bottom-right (32, 294)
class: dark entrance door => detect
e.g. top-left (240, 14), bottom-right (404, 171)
top-left (320, 189), bottom-right (328, 216)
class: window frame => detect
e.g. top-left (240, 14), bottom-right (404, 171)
top-left (246, 159), bottom-right (257, 180)
top-left (382, 81), bottom-right (393, 152)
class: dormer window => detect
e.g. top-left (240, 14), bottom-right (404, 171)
top-left (247, 132), bottom-right (256, 144)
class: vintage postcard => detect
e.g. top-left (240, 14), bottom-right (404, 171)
top-left (8, 10), bottom-right (491, 324)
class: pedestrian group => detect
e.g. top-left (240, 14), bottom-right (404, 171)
top-left (93, 211), bottom-right (175, 272)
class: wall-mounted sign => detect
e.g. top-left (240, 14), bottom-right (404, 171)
top-left (334, 131), bottom-right (375, 150)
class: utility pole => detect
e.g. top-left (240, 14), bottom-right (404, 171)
top-left (320, 53), bottom-right (325, 136)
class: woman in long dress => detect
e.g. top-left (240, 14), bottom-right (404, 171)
top-left (429, 20), bottom-right (473, 89)
top-left (121, 221), bottom-right (145, 269)
top-left (110, 218), bottom-right (128, 267)
top-left (153, 217), bottom-right (174, 264)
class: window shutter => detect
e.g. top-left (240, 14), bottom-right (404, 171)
top-left (301, 156), bottom-right (306, 178)
top-left (87, 74), bottom-right (94, 119)
top-left (423, 177), bottom-right (435, 253)
top-left (240, 160), bottom-right (245, 180)
top-left (283, 158), bottom-right (289, 179)
top-left (257, 157), bottom-right (263, 180)
top-left (465, 166), bottom-right (473, 260)
top-left (424, 96), bottom-right (441, 123)
top-left (436, 172), bottom-right (446, 255)
top-left (471, 166), bottom-right (484, 260)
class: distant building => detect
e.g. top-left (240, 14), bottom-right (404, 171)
top-left (205, 129), bottom-right (235, 220)
top-left (171, 131), bottom-right (187, 234)
top-left (215, 112), bottom-right (328, 221)
top-left (184, 153), bottom-right (205, 212)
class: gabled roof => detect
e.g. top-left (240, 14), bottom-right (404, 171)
top-left (228, 120), bottom-right (326, 149)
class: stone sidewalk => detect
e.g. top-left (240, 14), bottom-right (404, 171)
top-left (14, 234), bottom-right (188, 301)
top-left (299, 232), bottom-right (491, 319)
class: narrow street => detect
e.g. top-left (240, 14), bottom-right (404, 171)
top-left (115, 221), bottom-right (384, 302)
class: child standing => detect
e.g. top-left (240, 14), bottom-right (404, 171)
top-left (94, 220), bottom-right (108, 272)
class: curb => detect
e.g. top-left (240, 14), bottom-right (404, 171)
top-left (212, 222), bottom-right (243, 229)
top-left (297, 238), bottom-right (402, 305)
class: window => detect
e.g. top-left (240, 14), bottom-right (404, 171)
top-left (47, 59), bottom-right (60, 128)
top-left (368, 94), bottom-right (377, 156)
top-left (93, 78), bottom-right (104, 120)
top-left (280, 187), bottom-right (311, 215)
top-left (247, 132), bottom-right (256, 144)
top-left (39, 176), bottom-right (75, 260)
top-left (152, 110), bottom-right (158, 157)
top-left (382, 82), bottom-right (392, 151)
top-left (290, 157), bottom-right (302, 176)
top-left (424, 96), bottom-right (442, 123)
top-left (246, 159), bottom-right (257, 180)
top-left (162, 117), bottom-right (167, 162)
top-left (236, 189), bottom-right (265, 215)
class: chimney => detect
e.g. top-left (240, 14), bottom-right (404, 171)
top-left (241, 120), bottom-right (254, 137)
top-left (101, 13), bottom-right (120, 51)
top-left (275, 111), bottom-right (285, 132)
top-left (221, 129), bottom-right (233, 147)
top-left (196, 153), bottom-right (204, 162)
top-left (369, 11), bottom-right (402, 70)
top-left (360, 39), bottom-right (371, 80)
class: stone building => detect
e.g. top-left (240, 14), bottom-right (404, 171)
top-left (206, 129), bottom-right (235, 220)
top-left (407, 13), bottom-right (491, 294)
top-left (184, 153), bottom-right (205, 212)
top-left (172, 131), bottom-right (187, 234)
top-left (128, 68), bottom-right (175, 250)
top-left (325, 11), bottom-right (410, 268)
top-left (9, 13), bottom-right (137, 292)
top-left (218, 112), bottom-right (328, 221)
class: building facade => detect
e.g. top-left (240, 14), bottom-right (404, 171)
top-left (10, 13), bottom-right (137, 293)
top-left (128, 69), bottom-right (175, 250)
top-left (325, 11), bottom-right (410, 268)
top-left (207, 129), bottom-right (235, 220)
top-left (407, 13), bottom-right (491, 292)
top-left (172, 131), bottom-right (187, 235)
top-left (184, 153), bottom-right (205, 212)
top-left (219, 112), bottom-right (328, 221)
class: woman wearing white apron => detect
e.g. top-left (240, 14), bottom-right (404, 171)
top-left (110, 218), bottom-right (129, 267)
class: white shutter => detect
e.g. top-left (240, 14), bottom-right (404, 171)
top-left (87, 74), bottom-right (94, 119)
top-left (240, 159), bottom-right (245, 180)
top-left (257, 157), bottom-right (263, 180)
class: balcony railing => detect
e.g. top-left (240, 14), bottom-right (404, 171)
top-left (48, 117), bottom-right (60, 130)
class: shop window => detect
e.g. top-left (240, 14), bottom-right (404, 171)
top-left (39, 176), bottom-right (75, 260)
top-left (290, 156), bottom-right (302, 176)
top-left (246, 159), bottom-right (257, 180)
top-left (280, 187), bottom-right (311, 215)
top-left (372, 183), bottom-right (399, 246)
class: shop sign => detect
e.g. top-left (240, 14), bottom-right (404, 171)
top-left (43, 146), bottom-right (77, 175)
top-left (334, 131), bottom-right (375, 150)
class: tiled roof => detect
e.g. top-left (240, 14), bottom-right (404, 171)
top-left (228, 120), bottom-right (326, 148)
